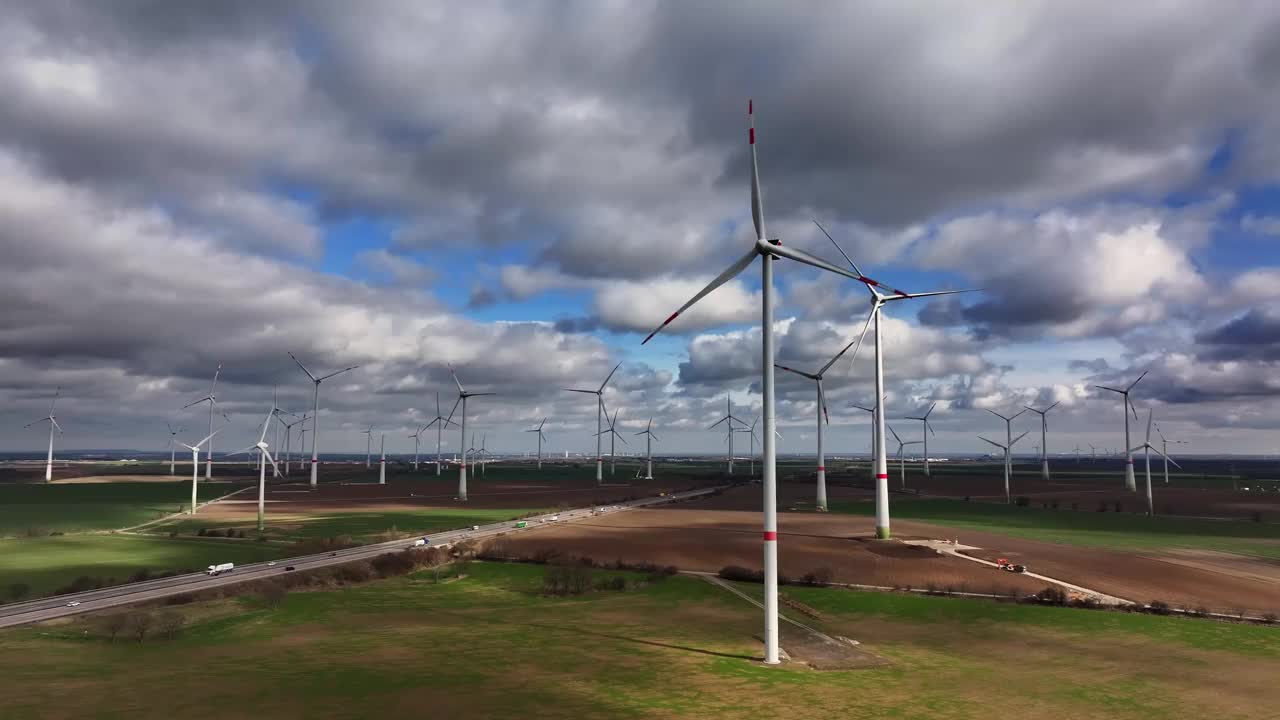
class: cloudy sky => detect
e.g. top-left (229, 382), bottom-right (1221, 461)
top-left (4, 0), bottom-right (1280, 459)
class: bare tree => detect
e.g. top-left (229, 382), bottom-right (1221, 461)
top-left (157, 611), bottom-right (186, 639)
top-left (260, 582), bottom-right (288, 609)
top-left (127, 611), bottom-right (153, 643)
top-left (100, 614), bottom-right (128, 643)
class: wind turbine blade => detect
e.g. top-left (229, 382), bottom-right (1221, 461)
top-left (258, 409), bottom-right (274, 444)
top-left (708, 417), bottom-right (729, 430)
top-left (925, 402), bottom-right (937, 419)
top-left (1129, 399), bottom-right (1140, 422)
top-left (565, 388), bottom-right (598, 394)
top-left (1045, 401), bottom-right (1060, 413)
top-left (978, 436), bottom-right (1004, 449)
top-left (774, 363), bottom-right (814, 379)
top-left (642, 248), bottom-right (758, 344)
top-left (882, 288), bottom-right (978, 302)
top-left (318, 365), bottom-right (359, 382)
top-left (262, 448), bottom-right (280, 476)
top-left (888, 425), bottom-right (902, 444)
top-left (841, 304), bottom-right (878, 370)
top-left (50, 418), bottom-right (63, 433)
top-left (926, 419), bottom-right (936, 437)
top-left (1011, 431), bottom-right (1029, 446)
top-left (179, 444), bottom-right (197, 452)
top-left (197, 428), bottom-right (222, 448)
top-left (985, 409), bottom-right (1007, 421)
top-left (181, 396), bottom-right (212, 410)
top-left (48, 387), bottom-right (60, 416)
top-left (816, 326), bottom-right (868, 376)
top-left (811, 219), bottom-right (865, 279)
top-left (209, 365), bottom-right (221, 397)
top-left (749, 99), bottom-right (765, 241)
top-left (1126, 371), bottom-right (1148, 392)
top-left (469, 392), bottom-right (497, 397)
top-left (650, 433), bottom-right (660, 442)
top-left (767, 242), bottom-right (865, 283)
top-left (1146, 409), bottom-right (1154, 444)
top-left (1010, 408), bottom-right (1028, 420)
top-left (444, 396), bottom-right (462, 426)
top-left (598, 362), bottom-right (622, 392)
top-left (435, 391), bottom-right (442, 418)
top-left (449, 364), bottom-right (466, 394)
top-left (288, 353), bottom-right (317, 382)
top-left (818, 380), bottom-right (829, 425)
top-left (1094, 385), bottom-right (1124, 394)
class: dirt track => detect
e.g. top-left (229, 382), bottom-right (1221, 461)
top-left (501, 485), bottom-right (1280, 614)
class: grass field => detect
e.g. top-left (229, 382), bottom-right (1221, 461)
top-left (150, 507), bottom-right (545, 541)
top-left (0, 535), bottom-right (284, 597)
top-left (831, 498), bottom-right (1280, 559)
top-left (0, 481), bottom-right (249, 537)
top-left (2, 562), bottom-right (1276, 719)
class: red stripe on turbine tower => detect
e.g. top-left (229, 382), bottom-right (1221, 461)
top-left (763, 531), bottom-right (777, 541)
top-left (876, 473), bottom-right (889, 479)
top-left (817, 466), bottom-right (825, 471)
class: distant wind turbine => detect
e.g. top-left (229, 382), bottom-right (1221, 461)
top-left (379, 433), bottom-right (386, 485)
top-left (178, 427), bottom-right (221, 514)
top-left (525, 418), bottom-right (548, 470)
top-left (232, 407), bottom-right (281, 531)
top-left (903, 403), bottom-right (937, 478)
top-left (165, 421), bottom-right (183, 476)
top-left (635, 418), bottom-right (658, 480)
top-left (444, 365), bottom-right (494, 500)
top-left (565, 362), bottom-right (621, 486)
top-left (887, 425), bottom-right (923, 490)
top-left (987, 408), bottom-right (1027, 498)
top-left (1154, 423), bottom-right (1186, 484)
top-left (181, 365), bottom-right (221, 480)
top-left (289, 353), bottom-right (360, 489)
top-left (979, 431), bottom-right (1028, 504)
top-left (25, 387), bottom-right (63, 483)
top-left (596, 408), bottom-right (629, 477)
top-left (1023, 401), bottom-right (1060, 481)
top-left (709, 395), bottom-right (747, 475)
top-left (422, 391), bottom-right (459, 476)
top-left (1130, 409), bottom-right (1179, 516)
top-left (1095, 371), bottom-right (1147, 492)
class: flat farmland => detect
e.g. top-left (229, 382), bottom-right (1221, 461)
top-left (503, 486), bottom-right (1280, 614)
top-left (0, 481), bottom-right (250, 537)
top-left (4, 562), bottom-right (1277, 719)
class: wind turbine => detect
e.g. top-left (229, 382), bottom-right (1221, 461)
top-left (444, 365), bottom-right (494, 501)
top-left (887, 425), bottom-right (923, 490)
top-left (596, 408), bottom-right (629, 477)
top-left (525, 418), bottom-right (548, 470)
top-left (635, 418), bottom-right (658, 480)
top-left (422, 391), bottom-right (458, 476)
top-left (409, 425), bottom-right (425, 470)
top-left (378, 433), bottom-right (387, 485)
top-left (565, 362), bottom-right (621, 486)
top-left (903, 403), bottom-right (937, 478)
top-left (25, 387), bottom-right (62, 483)
top-left (233, 407), bottom-right (281, 532)
top-left (1095, 371), bottom-right (1147, 492)
top-left (1130, 409), bottom-right (1179, 516)
top-left (814, 220), bottom-right (974, 540)
top-left (1088, 443), bottom-right (1097, 463)
top-left (987, 409), bottom-right (1027, 497)
top-left (709, 395), bottom-right (747, 475)
top-left (850, 401), bottom-right (878, 480)
top-left (776, 332), bottom-right (866, 511)
top-left (180, 365), bottom-right (221, 480)
top-left (478, 433), bottom-right (489, 476)
top-left (279, 412), bottom-right (308, 475)
top-left (288, 353), bottom-right (360, 489)
top-left (178, 428), bottom-right (220, 514)
top-left (978, 431), bottom-right (1028, 503)
top-left (1073, 445), bottom-right (1082, 463)
top-left (1023, 402), bottom-right (1060, 481)
top-left (165, 421), bottom-right (183, 476)
top-left (640, 101), bottom-right (885, 665)
top-left (1154, 424), bottom-right (1187, 484)
top-left (360, 425), bottom-right (376, 469)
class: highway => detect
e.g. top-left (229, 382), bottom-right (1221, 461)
top-left (0, 485), bottom-right (723, 629)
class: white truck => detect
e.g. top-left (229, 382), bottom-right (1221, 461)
top-left (410, 538), bottom-right (429, 548)
top-left (206, 562), bottom-right (234, 576)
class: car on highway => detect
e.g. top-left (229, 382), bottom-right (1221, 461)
top-left (285, 566), bottom-right (295, 571)
top-left (472, 525), bottom-right (479, 531)
top-left (268, 561), bottom-right (277, 567)
top-left (65, 601), bottom-right (80, 607)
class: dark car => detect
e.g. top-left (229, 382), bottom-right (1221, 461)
top-left (285, 566), bottom-right (296, 571)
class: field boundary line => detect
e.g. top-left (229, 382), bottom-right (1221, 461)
top-left (113, 484), bottom-right (255, 533)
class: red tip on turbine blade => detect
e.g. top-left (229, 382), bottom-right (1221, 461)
top-left (641, 312), bottom-right (680, 345)
top-left (894, 289), bottom-right (911, 298)
top-left (861, 277), bottom-right (879, 287)
top-left (763, 531), bottom-right (777, 541)
top-left (749, 127), bottom-right (755, 145)
top-left (876, 473), bottom-right (889, 479)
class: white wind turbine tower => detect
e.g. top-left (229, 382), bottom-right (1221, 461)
top-left (776, 332), bottom-right (865, 511)
top-left (850, 401), bottom-right (878, 480)
top-left (813, 219), bottom-right (975, 540)
top-left (525, 418), bottom-right (548, 470)
top-left (232, 408), bottom-right (282, 532)
top-left (1130, 409), bottom-right (1179, 516)
top-left (379, 433), bottom-right (387, 485)
top-left (978, 431), bottom-right (1028, 503)
top-left (423, 391), bottom-right (458, 476)
top-left (1095, 371), bottom-right (1147, 492)
top-left (597, 408), bottom-right (629, 477)
top-left (741, 417), bottom-right (760, 478)
top-left (1024, 401), bottom-right (1060, 481)
top-left (641, 101), bottom-right (884, 665)
top-left (903, 403), bottom-right (937, 478)
top-left (565, 362), bottom-right (621, 486)
top-left (444, 365), bottom-right (494, 501)
top-left (180, 365), bottom-right (221, 480)
top-left (987, 408), bottom-right (1027, 496)
top-left (635, 418), bottom-right (658, 480)
top-left (289, 353), bottom-right (360, 489)
top-left (1154, 423), bottom-right (1186, 484)
top-left (178, 428), bottom-right (221, 514)
top-left (25, 387), bottom-right (63, 482)
top-left (165, 422), bottom-right (183, 476)
top-left (887, 425), bottom-right (923, 489)
top-left (479, 434), bottom-right (489, 476)
top-left (361, 425), bottom-right (376, 469)
top-left (709, 395), bottom-right (747, 475)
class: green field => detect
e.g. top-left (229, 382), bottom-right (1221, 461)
top-left (832, 498), bottom-right (1280, 558)
top-left (0, 535), bottom-right (284, 597)
top-left (0, 481), bottom-right (249, 537)
top-left (2, 562), bottom-right (1276, 718)
top-left (150, 507), bottom-right (544, 541)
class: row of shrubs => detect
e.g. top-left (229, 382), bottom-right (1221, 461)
top-left (87, 609), bottom-right (186, 643)
top-left (477, 542), bottom-right (678, 582)
top-left (20, 528), bottom-right (65, 538)
top-left (195, 527), bottom-right (252, 538)
top-left (718, 565), bottom-right (833, 587)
